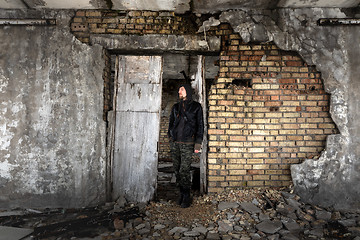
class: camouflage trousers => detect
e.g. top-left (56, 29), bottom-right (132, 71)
top-left (170, 142), bottom-right (194, 190)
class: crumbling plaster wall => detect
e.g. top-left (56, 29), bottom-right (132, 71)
top-left (0, 10), bottom-right (106, 209)
top-left (219, 8), bottom-right (360, 210)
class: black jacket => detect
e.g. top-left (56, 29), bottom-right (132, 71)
top-left (168, 99), bottom-right (204, 144)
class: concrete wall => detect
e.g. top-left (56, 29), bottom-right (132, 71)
top-left (0, 10), bottom-right (106, 209)
top-left (220, 8), bottom-right (360, 210)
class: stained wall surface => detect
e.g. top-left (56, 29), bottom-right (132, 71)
top-left (219, 8), bottom-right (360, 209)
top-left (0, 10), bottom-right (106, 208)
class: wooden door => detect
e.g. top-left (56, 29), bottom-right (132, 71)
top-left (113, 55), bottom-right (162, 203)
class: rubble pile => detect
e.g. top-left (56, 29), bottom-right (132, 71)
top-left (0, 187), bottom-right (359, 239)
top-left (102, 187), bottom-right (360, 240)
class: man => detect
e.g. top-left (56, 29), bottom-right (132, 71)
top-left (168, 84), bottom-right (204, 208)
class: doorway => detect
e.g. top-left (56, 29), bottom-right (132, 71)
top-left (107, 53), bottom-right (218, 203)
top-left (156, 54), bottom-right (218, 202)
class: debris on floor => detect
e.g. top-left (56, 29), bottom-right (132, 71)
top-left (0, 186), bottom-right (359, 239)
top-left (0, 226), bottom-right (33, 240)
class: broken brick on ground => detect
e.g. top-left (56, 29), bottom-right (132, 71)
top-left (0, 187), bottom-right (359, 239)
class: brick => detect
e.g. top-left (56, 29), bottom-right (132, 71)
top-left (86, 10), bottom-right (102, 17)
top-left (300, 124), bottom-right (317, 128)
top-left (226, 153), bottom-right (243, 158)
top-left (247, 136), bottom-right (265, 141)
top-left (252, 130), bottom-right (270, 135)
top-left (265, 113), bottom-right (283, 118)
top-left (209, 106), bottom-right (226, 111)
top-left (218, 100), bottom-right (234, 105)
top-left (253, 153), bottom-right (270, 158)
top-left (247, 181), bottom-right (264, 187)
top-left (305, 141), bottom-right (324, 146)
top-left (283, 113), bottom-right (300, 118)
top-left (265, 125), bottom-right (281, 130)
top-left (301, 101), bottom-right (317, 106)
top-left (265, 101), bottom-right (282, 107)
top-left (239, 45), bottom-right (251, 50)
top-left (253, 175), bottom-right (270, 180)
top-left (253, 119), bottom-right (271, 124)
top-left (259, 61), bottom-right (275, 66)
top-left (319, 124), bottom-right (336, 128)
top-left (76, 10), bottom-right (86, 17)
top-left (92, 28), bottom-right (106, 33)
top-left (218, 112), bottom-right (235, 117)
top-left (227, 95), bottom-right (244, 100)
top-left (248, 148), bottom-right (265, 153)
top-left (230, 124), bottom-right (246, 129)
top-left (229, 170), bottom-right (246, 175)
top-left (209, 176), bottom-right (225, 181)
top-left (226, 176), bottom-right (243, 181)
top-left (209, 141), bottom-right (225, 147)
top-left (283, 124), bottom-right (299, 129)
top-left (208, 129), bottom-right (225, 135)
top-left (283, 101), bottom-right (300, 106)
top-left (268, 67), bottom-right (281, 72)
top-left (226, 164), bottom-right (244, 169)
top-left (280, 107), bottom-right (297, 112)
top-left (299, 147), bottom-right (318, 152)
top-left (226, 130), bottom-right (243, 135)
top-left (226, 118), bottom-right (243, 123)
top-left (208, 164), bottom-right (221, 170)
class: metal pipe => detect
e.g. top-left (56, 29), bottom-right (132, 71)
top-left (0, 19), bottom-right (56, 25)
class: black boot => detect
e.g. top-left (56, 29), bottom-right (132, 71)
top-left (181, 188), bottom-right (191, 208)
top-left (177, 187), bottom-right (184, 205)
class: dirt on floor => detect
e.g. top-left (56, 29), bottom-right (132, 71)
top-left (147, 187), bottom-right (285, 228)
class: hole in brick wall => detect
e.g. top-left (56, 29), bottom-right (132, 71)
top-left (227, 79), bottom-right (252, 88)
top-left (224, 39), bottom-right (231, 46)
top-left (270, 107), bottom-right (279, 112)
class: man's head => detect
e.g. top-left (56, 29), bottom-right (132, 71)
top-left (178, 86), bottom-right (187, 100)
top-left (178, 84), bottom-right (192, 101)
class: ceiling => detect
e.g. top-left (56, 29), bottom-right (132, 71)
top-left (1, 0), bottom-right (360, 13)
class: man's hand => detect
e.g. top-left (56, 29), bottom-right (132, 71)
top-left (194, 143), bottom-right (201, 153)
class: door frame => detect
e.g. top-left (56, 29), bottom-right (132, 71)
top-left (106, 54), bottom-right (209, 201)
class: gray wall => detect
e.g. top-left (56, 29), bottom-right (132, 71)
top-left (0, 10), bottom-right (106, 208)
top-left (220, 8), bottom-right (360, 210)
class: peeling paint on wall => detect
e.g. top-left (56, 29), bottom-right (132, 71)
top-left (0, 10), bottom-right (106, 209)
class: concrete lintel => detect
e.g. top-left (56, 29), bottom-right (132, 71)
top-left (89, 34), bottom-right (221, 53)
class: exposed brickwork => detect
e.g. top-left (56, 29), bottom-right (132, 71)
top-left (159, 115), bottom-right (171, 160)
top-left (71, 10), bottom-right (198, 43)
top-left (207, 24), bottom-right (338, 192)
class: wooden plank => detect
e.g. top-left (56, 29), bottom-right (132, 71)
top-left (116, 83), bottom-right (162, 112)
top-left (120, 56), bottom-right (162, 84)
top-left (113, 111), bottom-right (159, 202)
top-left (112, 55), bottom-right (162, 203)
